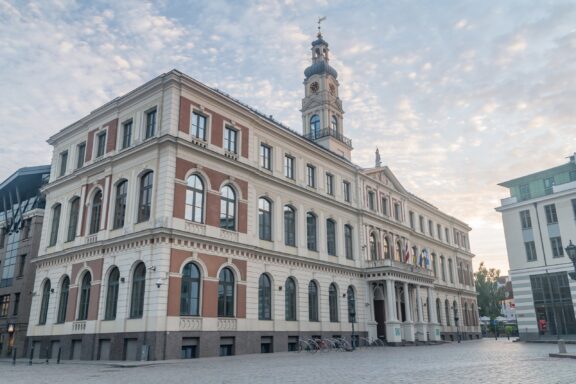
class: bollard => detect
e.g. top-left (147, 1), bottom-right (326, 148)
top-left (46, 347), bottom-right (49, 364)
top-left (12, 347), bottom-right (17, 366)
top-left (558, 339), bottom-right (567, 354)
top-left (29, 347), bottom-right (34, 366)
top-left (57, 347), bottom-right (61, 364)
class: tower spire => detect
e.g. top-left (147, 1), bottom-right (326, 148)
top-left (317, 16), bottom-right (326, 38)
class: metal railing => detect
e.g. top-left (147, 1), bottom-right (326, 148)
top-left (304, 128), bottom-right (352, 148)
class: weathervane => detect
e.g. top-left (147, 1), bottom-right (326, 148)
top-left (317, 16), bottom-right (326, 37)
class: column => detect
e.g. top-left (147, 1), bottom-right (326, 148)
top-left (427, 287), bottom-right (441, 341)
top-left (366, 282), bottom-right (378, 341)
top-left (402, 282), bottom-right (415, 342)
top-left (414, 285), bottom-right (427, 342)
top-left (385, 279), bottom-right (402, 343)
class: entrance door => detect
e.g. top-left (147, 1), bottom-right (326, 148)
top-left (374, 299), bottom-right (386, 340)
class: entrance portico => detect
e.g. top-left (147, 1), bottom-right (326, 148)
top-left (365, 260), bottom-right (437, 344)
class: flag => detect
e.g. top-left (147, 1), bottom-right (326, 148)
top-left (424, 248), bottom-right (430, 268)
top-left (418, 250), bottom-right (423, 267)
top-left (403, 242), bottom-right (410, 263)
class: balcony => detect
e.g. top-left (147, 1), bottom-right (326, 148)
top-left (364, 258), bottom-right (435, 279)
top-left (304, 128), bottom-right (352, 148)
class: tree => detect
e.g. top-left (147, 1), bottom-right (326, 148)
top-left (474, 262), bottom-right (505, 319)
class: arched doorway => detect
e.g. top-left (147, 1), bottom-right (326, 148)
top-left (373, 285), bottom-right (386, 340)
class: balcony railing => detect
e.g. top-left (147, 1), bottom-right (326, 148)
top-left (304, 128), bottom-right (352, 148)
top-left (365, 258), bottom-right (434, 277)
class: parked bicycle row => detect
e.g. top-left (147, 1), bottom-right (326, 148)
top-left (296, 337), bottom-right (386, 353)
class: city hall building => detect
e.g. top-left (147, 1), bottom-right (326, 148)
top-left (27, 32), bottom-right (480, 360)
top-left (497, 155), bottom-right (576, 339)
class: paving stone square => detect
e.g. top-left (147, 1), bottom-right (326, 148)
top-left (2, 339), bottom-right (575, 384)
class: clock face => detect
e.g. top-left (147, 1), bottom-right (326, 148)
top-left (329, 83), bottom-right (336, 95)
top-left (310, 82), bottom-right (319, 93)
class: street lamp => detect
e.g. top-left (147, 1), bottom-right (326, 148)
top-left (565, 240), bottom-right (576, 281)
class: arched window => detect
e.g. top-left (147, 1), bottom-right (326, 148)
top-left (308, 281), bottom-right (319, 322)
top-left (39, 279), bottom-right (51, 325)
top-left (347, 286), bottom-right (356, 323)
top-left (220, 185), bottom-right (236, 230)
top-left (326, 219), bottom-right (336, 256)
top-left (432, 254), bottom-right (437, 277)
top-left (471, 304), bottom-right (477, 326)
top-left (395, 241), bottom-right (402, 262)
top-left (285, 277), bottom-right (297, 321)
top-left (464, 302), bottom-right (469, 326)
top-left (445, 300), bottom-right (451, 326)
top-left (130, 263), bottom-right (146, 319)
top-left (344, 225), bottom-right (353, 260)
top-left (57, 276), bottom-right (69, 324)
top-left (105, 267), bottom-right (120, 320)
top-left (181, 263), bottom-right (201, 316)
top-left (369, 233), bottom-right (377, 260)
top-left (448, 258), bottom-right (454, 283)
top-left (331, 115), bottom-right (338, 132)
top-left (258, 274), bottom-right (272, 320)
top-left (306, 212), bottom-right (317, 251)
top-left (440, 256), bottom-right (446, 281)
top-left (383, 238), bottom-right (390, 259)
top-left (258, 198), bottom-right (272, 241)
top-left (113, 181), bottom-right (128, 229)
top-left (186, 175), bottom-right (204, 223)
top-left (49, 204), bottom-right (61, 246)
top-left (138, 171), bottom-right (153, 222)
top-left (218, 268), bottom-right (234, 317)
top-left (67, 198), bottom-right (80, 242)
top-left (284, 205), bottom-right (296, 247)
top-left (329, 283), bottom-right (338, 322)
top-left (78, 272), bottom-right (91, 320)
top-left (436, 298), bottom-right (442, 325)
top-left (89, 190), bottom-right (102, 234)
top-left (310, 115), bottom-right (320, 138)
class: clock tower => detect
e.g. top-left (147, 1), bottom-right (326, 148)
top-left (301, 28), bottom-right (352, 160)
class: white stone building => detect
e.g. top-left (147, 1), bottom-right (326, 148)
top-left (496, 155), bottom-right (576, 338)
top-left (27, 32), bottom-right (480, 360)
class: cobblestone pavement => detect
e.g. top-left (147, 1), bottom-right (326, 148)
top-left (1, 339), bottom-right (574, 384)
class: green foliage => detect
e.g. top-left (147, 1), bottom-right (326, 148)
top-left (474, 262), bottom-right (505, 319)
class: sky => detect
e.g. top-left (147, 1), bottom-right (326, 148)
top-left (1, 0), bottom-right (576, 274)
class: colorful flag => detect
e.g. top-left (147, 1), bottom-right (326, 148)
top-left (403, 242), bottom-right (410, 263)
top-left (424, 248), bottom-right (430, 268)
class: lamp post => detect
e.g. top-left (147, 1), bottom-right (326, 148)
top-left (566, 240), bottom-right (576, 281)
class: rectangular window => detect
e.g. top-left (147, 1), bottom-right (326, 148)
top-left (419, 216), bottom-right (425, 233)
top-left (12, 292), bottom-right (20, 316)
top-left (343, 181), bottom-right (351, 202)
top-left (145, 108), bottom-right (157, 139)
top-left (544, 204), bottom-right (558, 224)
top-left (519, 184), bottom-right (531, 201)
top-left (307, 164), bottom-right (316, 188)
top-left (191, 112), bottom-right (207, 141)
top-left (22, 219), bottom-right (31, 240)
top-left (0, 229), bottom-right (5, 249)
top-left (520, 210), bottom-right (532, 229)
top-left (525, 241), bottom-right (537, 262)
top-left (261, 337), bottom-right (273, 354)
top-left (543, 177), bottom-right (554, 195)
top-left (224, 127), bottom-right (238, 154)
top-left (260, 144), bottom-right (272, 170)
top-left (0, 295), bottom-right (9, 317)
top-left (428, 220), bottom-right (434, 236)
top-left (59, 151), bottom-right (68, 177)
top-left (76, 142), bottom-right (86, 169)
top-left (284, 155), bottom-right (294, 179)
top-left (445, 228), bottom-right (450, 243)
top-left (551, 236), bottom-right (564, 257)
top-left (394, 202), bottom-right (401, 221)
top-left (368, 191), bottom-right (375, 210)
top-left (219, 337), bottom-right (235, 357)
top-left (96, 132), bottom-right (106, 158)
top-left (409, 211), bottom-right (415, 229)
top-left (381, 197), bottom-right (388, 216)
top-left (122, 120), bottom-right (132, 149)
top-left (326, 173), bottom-right (334, 195)
top-left (437, 224), bottom-right (442, 240)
